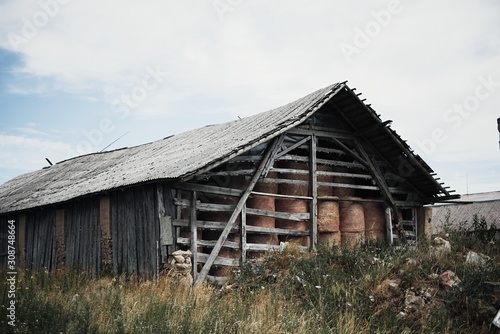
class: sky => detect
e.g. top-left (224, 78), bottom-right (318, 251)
top-left (0, 0), bottom-right (499, 196)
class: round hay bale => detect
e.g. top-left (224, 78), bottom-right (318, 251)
top-left (332, 167), bottom-right (356, 197)
top-left (340, 201), bottom-right (365, 248)
top-left (210, 233), bottom-right (240, 277)
top-left (362, 202), bottom-right (386, 243)
top-left (275, 198), bottom-right (308, 231)
top-left (318, 201), bottom-right (340, 232)
top-left (318, 232), bottom-right (341, 248)
top-left (317, 164), bottom-right (334, 196)
top-left (339, 202), bottom-right (365, 232)
top-left (278, 161), bottom-right (309, 196)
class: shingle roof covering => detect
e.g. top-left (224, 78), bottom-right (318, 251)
top-left (0, 82), bottom-right (457, 215)
top-left (0, 83), bottom-right (341, 214)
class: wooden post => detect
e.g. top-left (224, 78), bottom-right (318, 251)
top-left (100, 196), bottom-right (112, 273)
top-left (241, 204), bottom-right (247, 263)
top-left (190, 191), bottom-right (198, 282)
top-left (195, 137), bottom-right (281, 285)
top-left (309, 135), bottom-right (318, 249)
top-left (55, 209), bottom-right (65, 269)
top-left (385, 207), bottom-right (393, 244)
top-left (417, 206), bottom-right (432, 241)
top-left (18, 214), bottom-right (26, 269)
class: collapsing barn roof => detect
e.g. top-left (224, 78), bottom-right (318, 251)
top-left (0, 82), bottom-right (458, 214)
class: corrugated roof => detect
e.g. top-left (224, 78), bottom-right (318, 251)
top-left (0, 82), bottom-right (457, 215)
top-left (0, 83), bottom-right (341, 214)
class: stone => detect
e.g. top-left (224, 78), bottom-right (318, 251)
top-left (465, 250), bottom-right (491, 265)
top-left (432, 237), bottom-right (451, 254)
top-left (173, 255), bottom-right (185, 263)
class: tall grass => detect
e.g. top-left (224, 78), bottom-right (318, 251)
top-left (1, 228), bottom-right (499, 333)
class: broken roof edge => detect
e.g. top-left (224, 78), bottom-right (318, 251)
top-left (180, 83), bottom-right (346, 182)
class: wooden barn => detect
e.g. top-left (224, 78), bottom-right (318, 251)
top-left (0, 82), bottom-right (459, 284)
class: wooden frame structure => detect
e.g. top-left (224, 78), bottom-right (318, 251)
top-left (0, 82), bottom-right (459, 282)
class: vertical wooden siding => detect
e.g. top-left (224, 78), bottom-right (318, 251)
top-left (111, 185), bottom-right (159, 278)
top-left (25, 209), bottom-right (56, 271)
top-left (65, 198), bottom-right (101, 274)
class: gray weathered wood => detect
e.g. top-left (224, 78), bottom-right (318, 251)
top-left (241, 204), bottom-right (247, 264)
top-left (176, 237), bottom-right (240, 249)
top-left (246, 225), bottom-right (309, 236)
top-left (250, 191), bottom-right (313, 200)
top-left (275, 136), bottom-right (310, 160)
top-left (309, 135), bottom-right (318, 249)
top-left (246, 207), bottom-right (310, 221)
top-left (195, 137), bottom-right (281, 285)
top-left (190, 191), bottom-right (198, 281)
top-left (176, 183), bottom-right (243, 197)
top-left (196, 253), bottom-right (240, 266)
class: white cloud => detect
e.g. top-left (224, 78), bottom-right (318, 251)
top-left (0, 0), bottom-right (499, 192)
top-left (0, 134), bottom-right (73, 172)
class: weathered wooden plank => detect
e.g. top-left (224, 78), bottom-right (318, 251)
top-left (246, 225), bottom-right (309, 236)
top-left (176, 183), bottom-right (243, 197)
top-left (172, 219), bottom-right (190, 227)
top-left (287, 127), bottom-right (356, 141)
top-left (246, 207), bottom-right (310, 221)
top-left (190, 191), bottom-right (198, 281)
top-left (246, 243), bottom-right (308, 252)
top-left (276, 136), bottom-right (310, 159)
top-left (355, 141), bottom-right (395, 206)
top-left (173, 198), bottom-right (191, 207)
top-left (202, 169), bottom-right (256, 177)
top-left (135, 188), bottom-right (146, 277)
top-left (241, 204), bottom-right (247, 264)
top-left (251, 191), bottom-right (313, 200)
top-left (316, 170), bottom-right (373, 180)
top-left (258, 177), bottom-right (308, 186)
top-left (197, 253), bottom-right (240, 267)
top-left (176, 237), bottom-right (240, 249)
top-left (196, 202), bottom-right (235, 212)
top-left (310, 134), bottom-right (318, 249)
top-left (125, 190), bottom-right (136, 275)
top-left (262, 133), bottom-right (285, 176)
top-left (195, 137), bottom-right (281, 285)
top-left (316, 181), bottom-right (379, 191)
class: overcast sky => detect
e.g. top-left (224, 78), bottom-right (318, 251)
top-left (0, 0), bottom-right (499, 196)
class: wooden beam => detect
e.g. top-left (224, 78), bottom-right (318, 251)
top-left (262, 133), bottom-right (285, 176)
top-left (195, 137), bottom-right (281, 285)
top-left (176, 237), bottom-right (240, 249)
top-left (241, 204), bottom-right (247, 264)
top-left (175, 183), bottom-right (243, 197)
top-left (246, 207), bottom-right (310, 221)
top-left (326, 137), bottom-right (369, 168)
top-left (251, 191), bottom-right (313, 200)
top-left (309, 134), bottom-right (318, 249)
top-left (246, 243), bottom-right (308, 252)
top-left (246, 225), bottom-right (309, 236)
top-left (190, 191), bottom-right (198, 281)
top-left (355, 141), bottom-right (395, 206)
top-left (196, 253), bottom-right (240, 267)
top-left (275, 136), bottom-right (310, 160)
top-left (287, 128), bottom-right (356, 141)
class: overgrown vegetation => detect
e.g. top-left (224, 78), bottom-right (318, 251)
top-left (1, 221), bottom-right (499, 333)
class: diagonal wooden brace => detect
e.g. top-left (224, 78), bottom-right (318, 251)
top-left (194, 137), bottom-right (282, 285)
